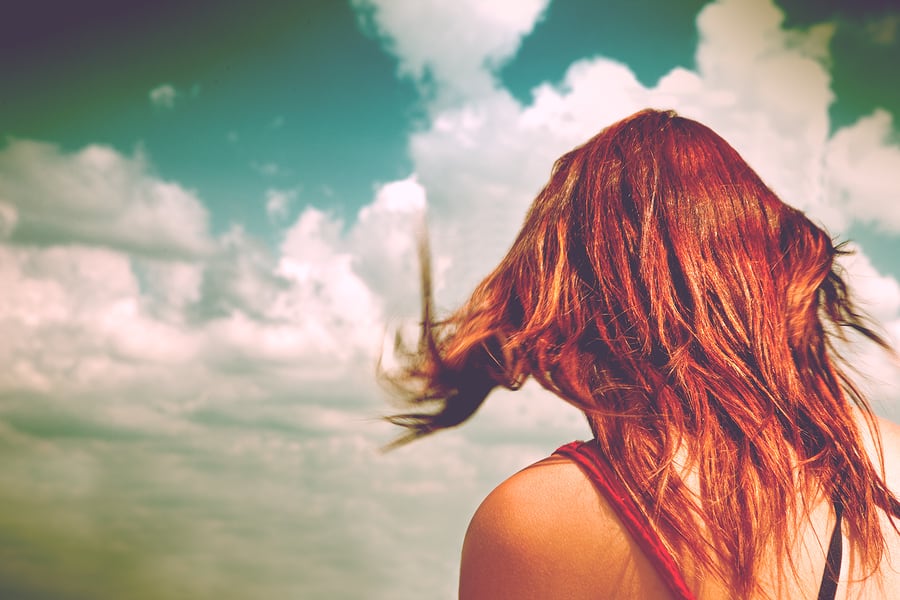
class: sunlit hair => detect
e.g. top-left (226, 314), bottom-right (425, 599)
top-left (383, 109), bottom-right (899, 596)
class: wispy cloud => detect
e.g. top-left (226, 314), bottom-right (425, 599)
top-left (264, 187), bottom-right (299, 221)
top-left (251, 161), bottom-right (281, 176)
top-left (866, 13), bottom-right (900, 46)
top-left (149, 83), bottom-right (199, 109)
top-left (149, 83), bottom-right (178, 109)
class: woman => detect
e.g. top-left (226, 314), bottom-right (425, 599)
top-left (385, 109), bottom-right (900, 598)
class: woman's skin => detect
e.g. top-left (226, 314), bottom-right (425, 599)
top-left (460, 411), bottom-right (900, 599)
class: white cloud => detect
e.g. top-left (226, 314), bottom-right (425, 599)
top-left (0, 178), bottom-right (407, 403)
top-left (353, 0), bottom-right (550, 102)
top-left (0, 244), bottom-right (201, 398)
top-left (839, 245), bottom-right (900, 323)
top-left (350, 177), bottom-right (428, 314)
top-left (0, 140), bottom-right (214, 258)
top-left (833, 247), bottom-right (900, 418)
top-left (0, 190), bottom-right (445, 600)
top-left (0, 200), bottom-right (17, 239)
top-left (825, 109), bottom-right (900, 233)
top-left (149, 83), bottom-right (178, 109)
top-left (137, 258), bottom-right (205, 316)
top-left (264, 188), bottom-right (296, 220)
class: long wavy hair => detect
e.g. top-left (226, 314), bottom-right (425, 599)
top-left (383, 109), bottom-right (899, 597)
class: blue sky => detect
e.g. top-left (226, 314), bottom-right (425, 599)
top-left (1, 0), bottom-right (899, 598)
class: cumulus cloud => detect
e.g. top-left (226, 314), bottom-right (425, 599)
top-left (0, 166), bottom-right (424, 413)
top-left (0, 164), bottom-right (532, 598)
top-left (349, 177), bottom-right (428, 314)
top-left (0, 140), bottom-right (214, 258)
top-left (353, 0), bottom-right (550, 102)
top-left (0, 243), bottom-right (200, 400)
top-left (826, 109), bottom-right (900, 232)
top-left (0, 172), bottom-right (436, 405)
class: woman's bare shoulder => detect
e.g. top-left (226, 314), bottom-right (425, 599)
top-left (459, 453), bottom-right (670, 599)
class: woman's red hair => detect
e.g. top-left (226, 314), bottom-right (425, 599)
top-left (384, 109), bottom-right (899, 597)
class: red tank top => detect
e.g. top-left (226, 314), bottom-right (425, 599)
top-left (554, 440), bottom-right (698, 600)
top-left (554, 440), bottom-right (843, 600)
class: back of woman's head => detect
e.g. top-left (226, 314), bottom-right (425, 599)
top-left (385, 108), bottom-right (898, 596)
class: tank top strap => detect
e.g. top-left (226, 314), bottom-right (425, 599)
top-left (816, 500), bottom-right (842, 600)
top-left (554, 440), bottom-right (696, 600)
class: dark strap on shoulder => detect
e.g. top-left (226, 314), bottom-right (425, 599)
top-left (816, 502), bottom-right (843, 600)
top-left (554, 441), bottom-right (696, 600)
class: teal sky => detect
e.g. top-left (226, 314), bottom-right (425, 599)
top-left (3, 0), bottom-right (418, 234)
top-left (5, 0), bottom-right (898, 253)
top-left (1, 1), bottom-right (899, 598)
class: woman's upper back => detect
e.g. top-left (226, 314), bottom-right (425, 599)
top-left (459, 413), bottom-right (900, 599)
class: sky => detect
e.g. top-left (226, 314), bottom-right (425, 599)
top-left (1, 0), bottom-right (899, 598)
